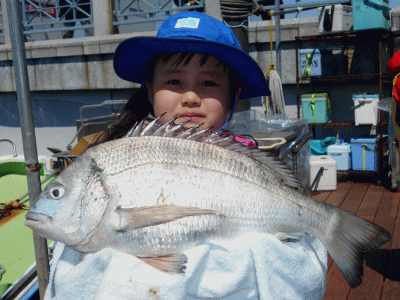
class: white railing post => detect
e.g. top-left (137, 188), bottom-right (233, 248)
top-left (1, 0), bottom-right (11, 45)
top-left (92, 0), bottom-right (115, 36)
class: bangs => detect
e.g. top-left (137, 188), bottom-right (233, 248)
top-left (161, 52), bottom-right (230, 73)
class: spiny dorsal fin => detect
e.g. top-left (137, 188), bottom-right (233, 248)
top-left (125, 115), bottom-right (302, 189)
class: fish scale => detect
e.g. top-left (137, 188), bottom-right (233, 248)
top-left (25, 116), bottom-right (391, 288)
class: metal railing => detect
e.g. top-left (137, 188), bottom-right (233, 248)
top-left (0, 139), bottom-right (18, 157)
top-left (114, 0), bottom-right (204, 31)
top-left (0, 0), bottom-right (205, 41)
top-left (20, 0), bottom-right (93, 40)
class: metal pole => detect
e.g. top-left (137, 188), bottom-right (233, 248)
top-left (274, 0), bottom-right (281, 76)
top-left (5, 1), bottom-right (50, 299)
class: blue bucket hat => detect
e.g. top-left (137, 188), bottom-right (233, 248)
top-left (113, 11), bottom-right (270, 99)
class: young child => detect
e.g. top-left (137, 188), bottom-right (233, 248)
top-left (94, 10), bottom-right (271, 146)
top-left (44, 11), bottom-right (327, 300)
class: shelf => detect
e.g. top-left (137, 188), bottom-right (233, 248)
top-left (295, 29), bottom-right (392, 42)
top-left (296, 30), bottom-right (392, 181)
top-left (308, 121), bottom-right (389, 129)
top-left (298, 73), bottom-right (390, 82)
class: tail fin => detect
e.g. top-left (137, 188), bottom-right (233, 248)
top-left (324, 207), bottom-right (391, 288)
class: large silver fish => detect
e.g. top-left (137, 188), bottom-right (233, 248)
top-left (25, 116), bottom-right (390, 288)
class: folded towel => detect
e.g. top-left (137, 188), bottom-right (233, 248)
top-left (44, 232), bottom-right (327, 300)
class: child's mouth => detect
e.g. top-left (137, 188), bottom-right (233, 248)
top-left (178, 113), bottom-right (204, 122)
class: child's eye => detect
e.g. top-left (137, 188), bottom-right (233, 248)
top-left (203, 81), bottom-right (218, 87)
top-left (166, 79), bottom-right (181, 85)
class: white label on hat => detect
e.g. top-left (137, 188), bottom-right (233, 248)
top-left (175, 17), bottom-right (200, 29)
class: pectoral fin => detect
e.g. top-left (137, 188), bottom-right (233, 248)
top-left (115, 204), bottom-right (225, 231)
top-left (137, 253), bottom-right (188, 273)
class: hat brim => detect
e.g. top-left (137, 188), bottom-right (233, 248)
top-left (113, 36), bottom-right (271, 99)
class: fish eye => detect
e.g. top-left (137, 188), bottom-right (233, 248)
top-left (48, 185), bottom-right (65, 200)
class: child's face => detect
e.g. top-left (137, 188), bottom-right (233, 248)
top-left (147, 53), bottom-right (238, 130)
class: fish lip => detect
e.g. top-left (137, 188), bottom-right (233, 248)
top-left (25, 212), bottom-right (50, 228)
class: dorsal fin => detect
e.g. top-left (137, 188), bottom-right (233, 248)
top-left (126, 115), bottom-right (302, 189)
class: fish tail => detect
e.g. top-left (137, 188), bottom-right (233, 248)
top-left (323, 207), bottom-right (391, 288)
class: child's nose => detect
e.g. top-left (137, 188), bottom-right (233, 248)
top-left (181, 91), bottom-right (201, 107)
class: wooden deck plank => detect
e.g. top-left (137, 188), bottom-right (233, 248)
top-left (339, 182), bottom-right (370, 214)
top-left (356, 185), bottom-right (385, 221)
top-left (309, 190), bottom-right (332, 202)
top-left (310, 181), bottom-right (400, 300)
top-left (379, 191), bottom-right (400, 300)
top-left (324, 182), bottom-right (354, 207)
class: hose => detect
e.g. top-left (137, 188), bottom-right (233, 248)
top-left (220, 0), bottom-right (261, 19)
top-left (220, 0), bottom-right (323, 18)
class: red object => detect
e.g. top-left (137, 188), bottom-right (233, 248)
top-left (26, 1), bottom-right (57, 18)
top-left (388, 50), bottom-right (400, 105)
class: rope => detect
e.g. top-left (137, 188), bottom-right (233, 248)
top-left (263, 11), bottom-right (275, 114)
top-left (302, 53), bottom-right (312, 76)
top-left (256, 137), bottom-right (287, 150)
top-left (262, 11), bottom-right (285, 117)
top-left (223, 19), bottom-right (248, 29)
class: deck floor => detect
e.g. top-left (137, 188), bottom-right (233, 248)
top-left (309, 175), bottom-right (400, 300)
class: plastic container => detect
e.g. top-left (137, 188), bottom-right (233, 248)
top-left (352, 94), bottom-right (379, 126)
top-left (352, 0), bottom-right (390, 31)
top-left (310, 137), bottom-right (336, 155)
top-left (309, 155), bottom-right (337, 191)
top-left (227, 110), bottom-right (311, 189)
top-left (301, 93), bottom-right (330, 124)
top-left (350, 137), bottom-right (387, 171)
top-left (327, 142), bottom-right (351, 171)
top-left (318, 5), bottom-right (353, 33)
top-left (300, 49), bottom-right (332, 77)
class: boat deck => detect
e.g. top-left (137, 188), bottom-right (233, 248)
top-left (309, 175), bottom-right (400, 299)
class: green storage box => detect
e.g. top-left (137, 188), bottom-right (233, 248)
top-left (301, 93), bottom-right (331, 124)
top-left (310, 137), bottom-right (336, 155)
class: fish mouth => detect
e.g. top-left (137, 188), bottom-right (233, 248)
top-left (25, 212), bottom-right (50, 228)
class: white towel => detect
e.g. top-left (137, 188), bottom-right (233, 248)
top-left (44, 232), bottom-right (327, 300)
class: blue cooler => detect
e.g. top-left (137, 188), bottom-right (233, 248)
top-left (300, 49), bottom-right (332, 77)
top-left (350, 137), bottom-right (387, 171)
top-left (327, 142), bottom-right (351, 171)
top-left (352, 0), bottom-right (390, 31)
top-left (301, 93), bottom-right (331, 124)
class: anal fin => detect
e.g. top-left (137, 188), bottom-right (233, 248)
top-left (137, 253), bottom-right (188, 273)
